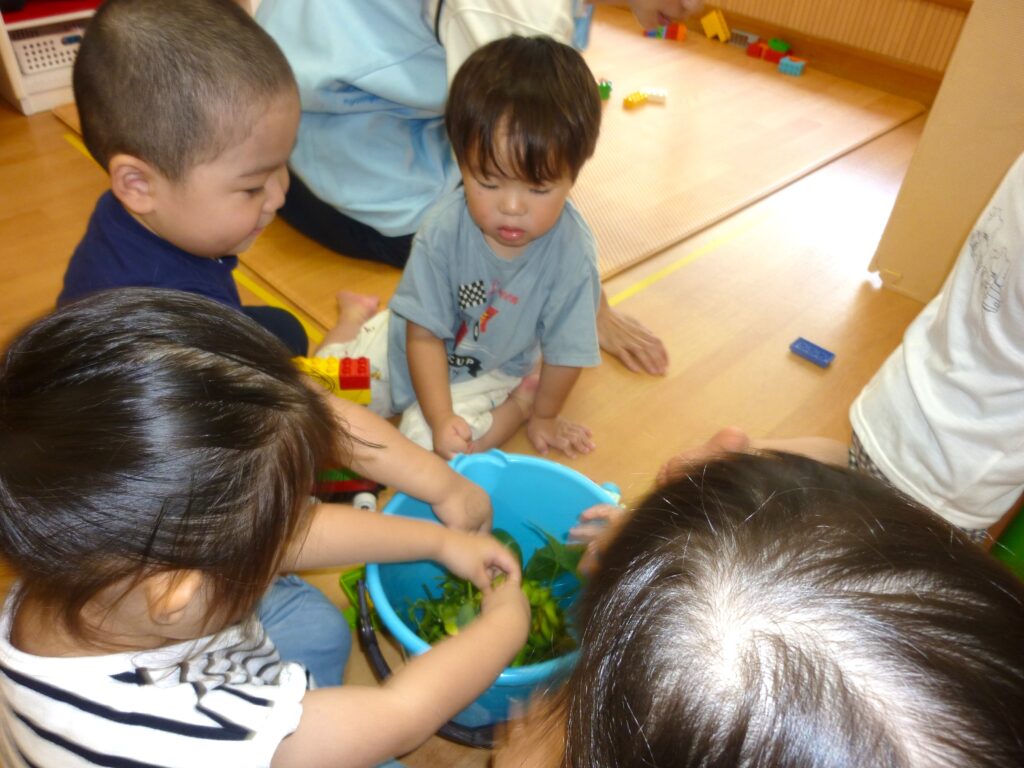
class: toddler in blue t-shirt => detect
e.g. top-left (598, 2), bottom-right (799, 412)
top-left (319, 35), bottom-right (603, 459)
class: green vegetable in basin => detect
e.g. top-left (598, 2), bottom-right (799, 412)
top-left (407, 527), bottom-right (583, 666)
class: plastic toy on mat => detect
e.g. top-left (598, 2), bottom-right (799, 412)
top-left (644, 22), bottom-right (685, 40)
top-left (597, 78), bottom-right (612, 100)
top-left (316, 467), bottom-right (382, 510)
top-left (294, 355), bottom-right (371, 405)
top-left (789, 337), bottom-right (835, 368)
top-left (764, 37), bottom-right (790, 64)
top-left (729, 29), bottom-right (758, 48)
top-left (623, 91), bottom-right (648, 109)
top-left (778, 56), bottom-right (806, 76)
top-left (700, 9), bottom-right (731, 42)
top-left (641, 87), bottom-right (667, 104)
top-left (747, 40), bottom-right (768, 58)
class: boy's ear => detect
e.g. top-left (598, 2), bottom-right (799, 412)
top-left (109, 154), bottom-right (160, 215)
top-left (142, 570), bottom-right (205, 626)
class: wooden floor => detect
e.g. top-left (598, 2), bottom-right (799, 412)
top-left (0, 67), bottom-right (928, 768)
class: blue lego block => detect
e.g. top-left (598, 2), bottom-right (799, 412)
top-left (778, 56), bottom-right (806, 76)
top-left (790, 337), bottom-right (835, 368)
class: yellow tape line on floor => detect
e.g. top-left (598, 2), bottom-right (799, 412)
top-left (609, 214), bottom-right (766, 307)
top-left (233, 270), bottom-right (324, 346)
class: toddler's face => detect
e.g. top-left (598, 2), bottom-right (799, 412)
top-left (460, 148), bottom-right (573, 261)
top-left (147, 89), bottom-right (300, 259)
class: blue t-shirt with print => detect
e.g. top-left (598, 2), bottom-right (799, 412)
top-left (387, 188), bottom-right (601, 412)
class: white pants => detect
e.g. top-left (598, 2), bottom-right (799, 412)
top-left (318, 311), bottom-right (522, 451)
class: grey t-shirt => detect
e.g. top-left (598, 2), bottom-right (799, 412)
top-left (388, 188), bottom-right (601, 412)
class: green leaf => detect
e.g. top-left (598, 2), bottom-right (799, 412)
top-left (523, 525), bottom-right (585, 582)
top-left (491, 528), bottom-right (523, 570)
top-left (404, 526), bottom-right (580, 667)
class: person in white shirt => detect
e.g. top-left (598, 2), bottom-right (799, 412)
top-left (654, 150), bottom-right (1024, 541)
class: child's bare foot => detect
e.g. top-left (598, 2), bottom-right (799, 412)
top-left (656, 426), bottom-right (751, 487)
top-left (317, 291), bottom-right (380, 350)
top-left (508, 374), bottom-right (540, 420)
top-left (336, 290), bottom-right (379, 333)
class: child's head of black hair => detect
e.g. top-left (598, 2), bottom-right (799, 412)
top-left (74, 0), bottom-right (297, 181)
top-left (446, 35), bottom-right (601, 185)
top-left (0, 288), bottom-right (341, 642)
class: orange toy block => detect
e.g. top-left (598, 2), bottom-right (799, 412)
top-left (665, 23), bottom-right (686, 41)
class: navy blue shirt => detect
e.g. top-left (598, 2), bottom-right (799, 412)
top-left (58, 192), bottom-right (241, 308)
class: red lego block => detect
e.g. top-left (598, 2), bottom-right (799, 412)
top-left (339, 357), bottom-right (370, 390)
top-left (317, 478), bottom-right (381, 495)
top-left (763, 48), bottom-right (785, 64)
top-left (746, 41), bottom-right (767, 58)
top-left (665, 23), bottom-right (685, 40)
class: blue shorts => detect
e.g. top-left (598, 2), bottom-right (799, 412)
top-left (259, 574), bottom-right (352, 688)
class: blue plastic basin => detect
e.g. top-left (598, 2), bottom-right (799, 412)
top-left (365, 450), bottom-right (617, 728)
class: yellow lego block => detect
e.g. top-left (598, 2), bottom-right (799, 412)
top-left (700, 9), bottom-right (731, 42)
top-left (623, 91), bottom-right (647, 110)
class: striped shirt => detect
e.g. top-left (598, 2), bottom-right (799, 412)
top-left (0, 595), bottom-right (306, 768)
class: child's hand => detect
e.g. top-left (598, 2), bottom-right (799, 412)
top-left (527, 415), bottom-right (595, 459)
top-left (628, 0), bottom-right (705, 29)
top-left (432, 413), bottom-right (474, 460)
top-left (480, 570), bottom-right (531, 640)
top-left (432, 474), bottom-right (492, 532)
top-left (570, 503), bottom-right (628, 576)
top-left (569, 503), bottom-right (624, 545)
top-left (439, 529), bottom-right (523, 591)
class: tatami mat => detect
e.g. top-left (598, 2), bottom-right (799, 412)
top-left (576, 8), bottom-right (925, 278)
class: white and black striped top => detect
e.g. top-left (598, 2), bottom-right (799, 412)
top-left (0, 595), bottom-right (306, 768)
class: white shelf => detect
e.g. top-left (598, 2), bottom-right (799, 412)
top-left (0, 8), bottom-right (94, 115)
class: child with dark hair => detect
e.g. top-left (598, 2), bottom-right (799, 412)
top-left (318, 35), bottom-right (603, 460)
top-left (258, 0), bottom-right (706, 378)
top-left (0, 288), bottom-right (528, 768)
top-left (498, 452), bottom-right (1024, 768)
top-left (58, 0), bottom-right (309, 356)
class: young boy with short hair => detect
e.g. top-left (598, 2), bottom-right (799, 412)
top-left (58, 0), bottom-right (308, 355)
top-left (319, 35), bottom-right (603, 459)
top-left (51, 0), bottom-right (497, 692)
